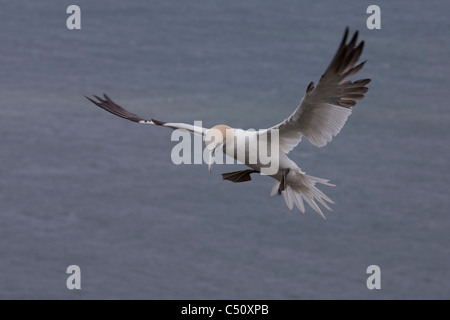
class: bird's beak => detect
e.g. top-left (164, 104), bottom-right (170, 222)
top-left (208, 159), bottom-right (214, 173)
top-left (208, 142), bottom-right (223, 173)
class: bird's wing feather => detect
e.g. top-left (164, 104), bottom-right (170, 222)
top-left (269, 28), bottom-right (371, 153)
top-left (86, 94), bottom-right (207, 136)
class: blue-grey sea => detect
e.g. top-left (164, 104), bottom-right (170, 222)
top-left (0, 1), bottom-right (449, 299)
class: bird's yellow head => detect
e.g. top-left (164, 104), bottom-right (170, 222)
top-left (205, 124), bottom-right (231, 149)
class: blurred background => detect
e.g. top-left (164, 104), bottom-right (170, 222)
top-left (0, 0), bottom-right (448, 299)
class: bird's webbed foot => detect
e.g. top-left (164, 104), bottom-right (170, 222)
top-left (278, 168), bottom-right (290, 195)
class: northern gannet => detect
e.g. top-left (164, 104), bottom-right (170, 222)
top-left (86, 28), bottom-right (370, 218)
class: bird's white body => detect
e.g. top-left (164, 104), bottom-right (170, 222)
top-left (219, 128), bottom-right (334, 218)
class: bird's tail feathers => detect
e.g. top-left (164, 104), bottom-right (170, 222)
top-left (270, 174), bottom-right (335, 219)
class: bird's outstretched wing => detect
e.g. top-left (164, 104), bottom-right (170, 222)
top-left (270, 28), bottom-right (371, 153)
top-left (86, 94), bottom-right (207, 135)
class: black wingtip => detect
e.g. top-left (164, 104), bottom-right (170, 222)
top-left (344, 26), bottom-right (349, 35)
top-left (85, 95), bottom-right (100, 106)
top-left (103, 93), bottom-right (113, 102)
top-left (349, 30), bottom-right (359, 47)
top-left (86, 93), bottom-right (150, 123)
top-left (151, 118), bottom-right (166, 126)
top-left (93, 95), bottom-right (103, 103)
top-left (341, 27), bottom-right (349, 46)
top-left (356, 40), bottom-right (365, 53)
top-left (364, 78), bottom-right (372, 85)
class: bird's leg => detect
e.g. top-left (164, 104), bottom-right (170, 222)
top-left (278, 168), bottom-right (290, 195)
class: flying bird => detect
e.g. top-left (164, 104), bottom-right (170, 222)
top-left (87, 28), bottom-right (370, 218)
